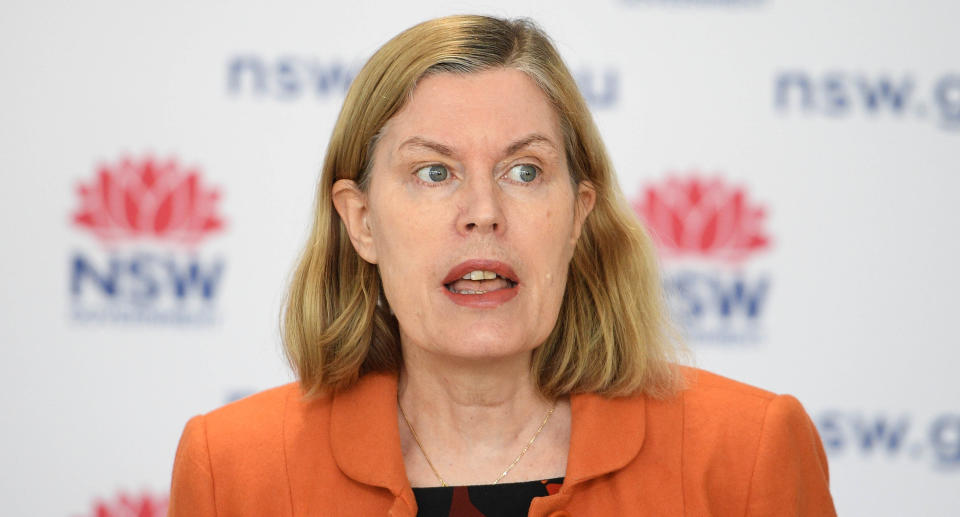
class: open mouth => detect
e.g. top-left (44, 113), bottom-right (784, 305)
top-left (441, 260), bottom-right (520, 306)
top-left (444, 270), bottom-right (518, 295)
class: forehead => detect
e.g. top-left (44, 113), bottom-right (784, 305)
top-left (378, 68), bottom-right (563, 156)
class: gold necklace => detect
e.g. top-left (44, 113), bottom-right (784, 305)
top-left (398, 399), bottom-right (557, 487)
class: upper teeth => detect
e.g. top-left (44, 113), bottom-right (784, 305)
top-left (463, 270), bottom-right (498, 281)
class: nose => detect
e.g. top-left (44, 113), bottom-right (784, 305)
top-left (457, 172), bottom-right (505, 236)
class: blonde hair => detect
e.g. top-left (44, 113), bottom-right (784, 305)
top-left (284, 15), bottom-right (682, 399)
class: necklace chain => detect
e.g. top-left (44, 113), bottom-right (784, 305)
top-left (398, 398), bottom-right (557, 487)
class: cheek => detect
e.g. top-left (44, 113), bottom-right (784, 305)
top-left (514, 206), bottom-right (576, 299)
top-left (369, 199), bottom-right (444, 297)
top-left (527, 199), bottom-right (577, 259)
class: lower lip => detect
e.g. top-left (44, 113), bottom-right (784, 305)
top-left (443, 286), bottom-right (519, 308)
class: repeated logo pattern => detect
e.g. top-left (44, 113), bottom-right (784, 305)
top-left (73, 156), bottom-right (224, 244)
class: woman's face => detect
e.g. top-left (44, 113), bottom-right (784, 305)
top-left (335, 68), bottom-right (594, 362)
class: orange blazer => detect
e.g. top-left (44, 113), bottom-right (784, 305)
top-left (168, 368), bottom-right (836, 516)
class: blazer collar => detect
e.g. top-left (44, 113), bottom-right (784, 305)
top-left (322, 372), bottom-right (646, 494)
top-left (564, 391), bottom-right (647, 488)
top-left (284, 372), bottom-right (417, 516)
top-left (328, 372), bottom-right (416, 512)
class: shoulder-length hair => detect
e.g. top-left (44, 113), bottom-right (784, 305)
top-left (284, 14), bottom-right (682, 399)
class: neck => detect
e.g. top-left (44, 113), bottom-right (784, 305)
top-left (397, 340), bottom-right (568, 486)
top-left (399, 344), bottom-right (549, 443)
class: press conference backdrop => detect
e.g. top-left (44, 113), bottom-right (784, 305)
top-left (1, 0), bottom-right (957, 515)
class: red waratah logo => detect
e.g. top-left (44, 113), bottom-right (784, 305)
top-left (632, 175), bottom-right (770, 261)
top-left (73, 155), bottom-right (224, 244)
top-left (74, 492), bottom-right (168, 517)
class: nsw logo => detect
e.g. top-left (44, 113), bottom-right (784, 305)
top-left (632, 175), bottom-right (772, 343)
top-left (69, 155), bottom-right (227, 325)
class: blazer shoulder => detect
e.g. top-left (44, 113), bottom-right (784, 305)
top-left (677, 367), bottom-right (789, 444)
top-left (680, 366), bottom-right (776, 405)
top-left (206, 382), bottom-right (296, 425)
top-left (170, 383), bottom-right (321, 516)
top-left (200, 382), bottom-right (332, 456)
top-left (678, 367), bottom-right (817, 437)
top-left (670, 367), bottom-right (833, 514)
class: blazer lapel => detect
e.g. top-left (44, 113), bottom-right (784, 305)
top-left (537, 391), bottom-right (684, 515)
top-left (564, 391), bottom-right (647, 486)
top-left (282, 373), bottom-right (677, 515)
top-left (283, 373), bottom-right (416, 516)
top-left (329, 372), bottom-right (417, 513)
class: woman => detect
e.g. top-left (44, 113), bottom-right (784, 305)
top-left (169, 15), bottom-right (836, 516)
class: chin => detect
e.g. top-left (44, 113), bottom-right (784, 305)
top-left (436, 330), bottom-right (539, 362)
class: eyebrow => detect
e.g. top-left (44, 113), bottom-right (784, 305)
top-left (398, 136), bottom-right (455, 157)
top-left (505, 134), bottom-right (558, 157)
top-left (397, 133), bottom-right (559, 159)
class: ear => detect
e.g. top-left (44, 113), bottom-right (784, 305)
top-left (331, 179), bottom-right (378, 264)
top-left (571, 181), bottom-right (596, 245)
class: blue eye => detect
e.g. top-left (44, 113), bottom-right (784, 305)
top-left (507, 164), bottom-right (539, 183)
top-left (416, 164), bottom-right (449, 183)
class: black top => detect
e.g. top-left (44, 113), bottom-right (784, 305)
top-left (413, 477), bottom-right (564, 517)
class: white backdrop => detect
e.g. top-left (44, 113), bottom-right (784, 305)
top-left (1, 1), bottom-right (957, 515)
